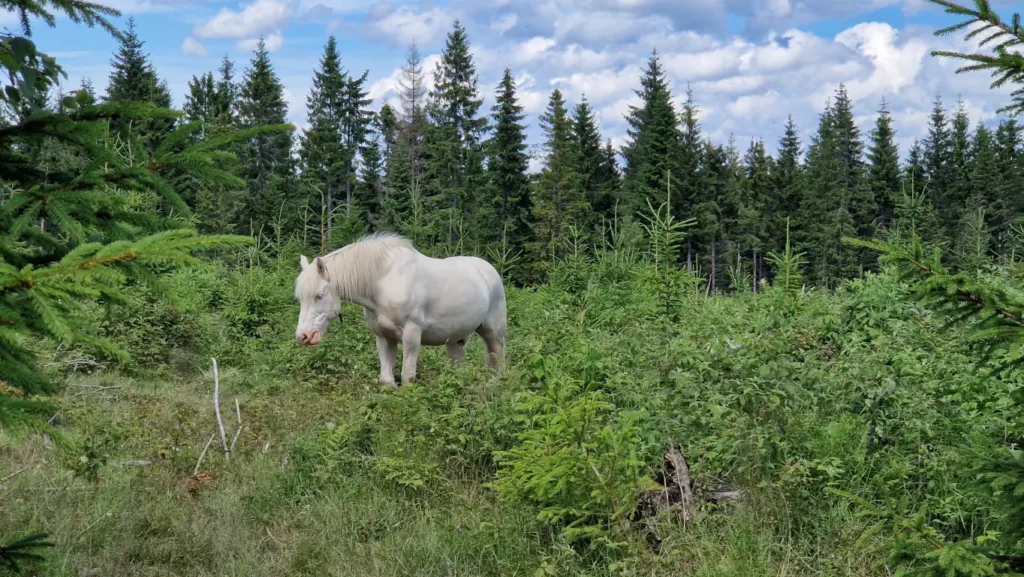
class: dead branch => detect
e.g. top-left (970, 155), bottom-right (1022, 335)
top-left (45, 356), bottom-right (106, 372)
top-left (67, 384), bottom-right (122, 390)
top-left (230, 426), bottom-right (243, 452)
top-left (663, 445), bottom-right (697, 525)
top-left (212, 358), bottom-right (229, 459)
top-left (194, 431), bottom-right (217, 475)
top-left (0, 468), bottom-right (26, 487)
top-left (118, 460), bottom-right (152, 467)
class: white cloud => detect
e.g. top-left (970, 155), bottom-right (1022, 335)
top-left (359, 4), bottom-right (452, 47)
top-left (237, 31), bottom-right (285, 53)
top-left (834, 22), bottom-right (928, 100)
top-left (727, 90), bottom-right (782, 118)
top-left (512, 37), bottom-right (557, 64)
top-left (194, 0), bottom-right (293, 40)
top-left (490, 13), bottom-right (517, 35)
top-left (180, 37), bottom-right (208, 58)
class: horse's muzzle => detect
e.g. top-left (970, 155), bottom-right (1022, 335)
top-left (297, 329), bottom-right (321, 346)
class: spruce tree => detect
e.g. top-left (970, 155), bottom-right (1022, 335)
top-left (486, 69), bottom-right (533, 254)
top-left (341, 69), bottom-right (373, 215)
top-left (947, 100), bottom-right (973, 230)
top-left (800, 98), bottom-right (855, 286)
top-left (104, 17), bottom-right (173, 149)
top-left (359, 113), bottom-right (385, 228)
top-left (530, 89), bottom-right (586, 266)
top-left (831, 85), bottom-right (874, 256)
top-left (104, 17), bottom-right (171, 107)
top-left (969, 123), bottom-right (999, 220)
top-left (422, 20), bottom-right (488, 246)
top-left (898, 140), bottom-right (944, 246)
top-left (678, 87), bottom-right (706, 264)
top-left (237, 36), bottom-right (294, 234)
top-left (923, 95), bottom-right (954, 233)
top-left (187, 57), bottom-right (243, 234)
top-left (739, 139), bottom-right (772, 285)
top-left (701, 141), bottom-right (729, 290)
top-left (995, 120), bottom-right (1024, 236)
top-left (867, 99), bottom-right (901, 231)
top-left (571, 95), bottom-right (606, 234)
top-left (595, 139), bottom-right (621, 222)
top-left (773, 115), bottom-right (804, 236)
top-left (621, 50), bottom-right (682, 216)
top-left (214, 55), bottom-right (238, 127)
top-left (183, 72), bottom-right (216, 127)
top-left (299, 36), bottom-right (348, 243)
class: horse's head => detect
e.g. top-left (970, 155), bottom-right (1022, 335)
top-left (294, 255), bottom-right (341, 346)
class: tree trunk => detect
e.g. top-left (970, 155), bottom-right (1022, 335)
top-left (711, 240), bottom-right (716, 293)
top-left (326, 182), bottom-right (334, 245)
top-left (752, 249), bottom-right (758, 293)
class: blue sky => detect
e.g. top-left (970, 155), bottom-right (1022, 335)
top-left (11, 0), bottom-right (1020, 166)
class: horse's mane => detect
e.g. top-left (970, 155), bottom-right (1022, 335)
top-left (297, 232), bottom-right (415, 301)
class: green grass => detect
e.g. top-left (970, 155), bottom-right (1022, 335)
top-left (1, 370), bottom-right (554, 577)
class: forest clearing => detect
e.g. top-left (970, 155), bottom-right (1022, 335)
top-left (2, 0), bottom-right (1024, 575)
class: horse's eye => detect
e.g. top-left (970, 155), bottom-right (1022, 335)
top-left (315, 295), bottom-right (322, 301)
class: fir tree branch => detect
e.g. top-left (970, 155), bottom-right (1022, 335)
top-left (925, 0), bottom-right (1024, 115)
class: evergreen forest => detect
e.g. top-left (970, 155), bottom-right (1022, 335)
top-left (3, 0), bottom-right (1024, 575)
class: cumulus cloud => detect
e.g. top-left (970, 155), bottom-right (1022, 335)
top-left (181, 36), bottom-right (208, 58)
top-left (194, 0), bottom-right (293, 40)
top-left (354, 4), bottom-right (453, 47)
top-left (238, 31), bottom-right (285, 53)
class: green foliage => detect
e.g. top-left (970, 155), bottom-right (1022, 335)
top-left (491, 377), bottom-right (659, 549)
top-left (766, 218), bottom-right (807, 297)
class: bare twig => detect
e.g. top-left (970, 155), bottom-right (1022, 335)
top-left (0, 468), bottom-right (26, 487)
top-left (67, 384), bottom-right (122, 390)
top-left (118, 460), bottom-right (152, 467)
top-left (234, 399), bottom-right (241, 424)
top-left (194, 431), bottom-right (217, 475)
top-left (230, 426), bottom-right (243, 452)
top-left (45, 356), bottom-right (106, 372)
top-left (212, 358), bottom-right (228, 459)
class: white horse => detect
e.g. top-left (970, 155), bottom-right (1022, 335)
top-left (293, 233), bottom-right (507, 387)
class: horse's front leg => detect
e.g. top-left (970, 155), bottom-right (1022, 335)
top-left (376, 336), bottom-right (398, 388)
top-left (400, 324), bottom-right (422, 385)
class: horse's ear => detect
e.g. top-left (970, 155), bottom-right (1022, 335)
top-left (315, 257), bottom-right (326, 277)
top-left (300, 255), bottom-right (310, 270)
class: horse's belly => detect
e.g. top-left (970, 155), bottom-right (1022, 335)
top-left (420, 323), bottom-right (475, 346)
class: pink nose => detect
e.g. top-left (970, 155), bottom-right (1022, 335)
top-left (298, 329), bottom-right (322, 346)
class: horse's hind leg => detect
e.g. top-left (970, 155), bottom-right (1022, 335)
top-left (477, 324), bottom-right (505, 372)
top-left (446, 338), bottom-right (466, 363)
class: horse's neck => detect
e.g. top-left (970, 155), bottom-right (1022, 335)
top-left (329, 246), bottom-right (391, 309)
